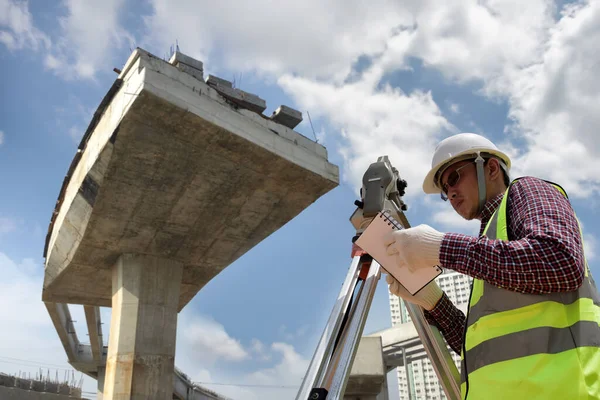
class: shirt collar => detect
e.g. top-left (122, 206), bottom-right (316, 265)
top-left (478, 192), bottom-right (504, 236)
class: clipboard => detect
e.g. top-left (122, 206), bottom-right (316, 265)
top-left (355, 211), bottom-right (443, 295)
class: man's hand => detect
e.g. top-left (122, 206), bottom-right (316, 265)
top-left (383, 224), bottom-right (445, 273)
top-left (384, 271), bottom-right (443, 310)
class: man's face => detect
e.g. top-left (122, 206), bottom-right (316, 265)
top-left (439, 160), bottom-right (480, 220)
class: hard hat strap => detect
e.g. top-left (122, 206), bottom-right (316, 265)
top-left (475, 152), bottom-right (487, 216)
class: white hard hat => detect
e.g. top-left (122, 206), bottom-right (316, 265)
top-left (422, 133), bottom-right (511, 194)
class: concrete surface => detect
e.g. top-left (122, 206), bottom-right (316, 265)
top-left (344, 337), bottom-right (386, 399)
top-left (103, 254), bottom-right (182, 399)
top-left (97, 367), bottom-right (105, 400)
top-left (173, 368), bottom-right (230, 400)
top-left (84, 305), bottom-right (103, 364)
top-left (42, 47), bottom-right (339, 310)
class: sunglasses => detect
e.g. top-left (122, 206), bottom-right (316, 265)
top-left (440, 162), bottom-right (474, 201)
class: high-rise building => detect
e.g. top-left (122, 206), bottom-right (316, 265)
top-left (389, 270), bottom-right (472, 399)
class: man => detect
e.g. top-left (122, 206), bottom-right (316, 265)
top-left (382, 132), bottom-right (600, 399)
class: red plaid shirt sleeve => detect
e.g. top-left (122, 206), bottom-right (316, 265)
top-left (424, 293), bottom-right (465, 354)
top-left (425, 176), bottom-right (586, 354)
top-left (440, 176), bottom-right (585, 293)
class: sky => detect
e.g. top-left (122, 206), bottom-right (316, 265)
top-left (1, 0), bottom-right (599, 399)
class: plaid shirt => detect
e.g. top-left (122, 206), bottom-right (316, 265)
top-left (424, 176), bottom-right (586, 354)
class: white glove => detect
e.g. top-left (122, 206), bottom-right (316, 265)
top-left (383, 224), bottom-right (444, 273)
top-left (385, 272), bottom-right (443, 310)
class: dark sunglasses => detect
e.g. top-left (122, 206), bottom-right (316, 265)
top-left (440, 162), bottom-right (474, 201)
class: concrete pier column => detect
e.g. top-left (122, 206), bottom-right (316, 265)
top-left (97, 366), bottom-right (106, 400)
top-left (103, 254), bottom-right (183, 400)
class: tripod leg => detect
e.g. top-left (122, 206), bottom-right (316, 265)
top-left (404, 302), bottom-right (461, 399)
top-left (299, 257), bottom-right (382, 400)
top-left (320, 277), bottom-right (365, 390)
top-left (325, 260), bottom-right (381, 399)
top-left (295, 255), bottom-right (364, 400)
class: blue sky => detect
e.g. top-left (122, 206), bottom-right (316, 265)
top-left (1, 1), bottom-right (599, 399)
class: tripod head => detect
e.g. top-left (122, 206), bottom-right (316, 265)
top-left (349, 156), bottom-right (408, 234)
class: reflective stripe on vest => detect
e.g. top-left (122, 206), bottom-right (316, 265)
top-left (460, 179), bottom-right (600, 400)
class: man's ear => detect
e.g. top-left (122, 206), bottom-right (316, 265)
top-left (487, 158), bottom-right (502, 181)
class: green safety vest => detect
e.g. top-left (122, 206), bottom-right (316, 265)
top-left (460, 179), bottom-right (600, 399)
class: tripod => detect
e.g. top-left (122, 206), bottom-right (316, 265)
top-left (295, 156), bottom-right (461, 400)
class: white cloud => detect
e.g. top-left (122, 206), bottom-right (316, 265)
top-left (43, 53), bottom-right (61, 70)
top-left (247, 342), bottom-right (308, 385)
top-left (142, 0), bottom-right (415, 81)
top-left (250, 338), bottom-right (271, 362)
top-left (173, 311), bottom-right (311, 400)
top-left (33, 222), bottom-right (44, 237)
top-left (53, 96), bottom-right (94, 141)
top-left (5, 0), bottom-right (598, 200)
top-left (0, 216), bottom-right (17, 235)
top-left (45, 0), bottom-right (133, 79)
top-left (345, 0), bottom-right (600, 200)
top-left (499, 1), bottom-right (600, 198)
top-left (278, 324), bottom-right (309, 342)
top-left (1, 0), bottom-right (133, 80)
top-left (196, 368), bottom-right (212, 383)
top-left (182, 315), bottom-right (249, 363)
top-left (0, 130), bottom-right (4, 146)
top-left (279, 72), bottom-right (455, 198)
top-left (68, 125), bottom-right (83, 142)
top-left (139, 0), bottom-right (600, 202)
top-left (583, 232), bottom-right (596, 261)
top-left (242, 342), bottom-right (309, 398)
top-left (0, 249), bottom-right (309, 400)
top-left (199, 342), bottom-right (309, 400)
top-left (0, 0), bottom-right (51, 51)
top-left (399, 0), bottom-right (554, 85)
top-left (362, 0), bottom-right (600, 199)
top-left (0, 251), bottom-right (95, 393)
top-left (579, 219), bottom-right (597, 262)
top-left (4, 1), bottom-right (600, 200)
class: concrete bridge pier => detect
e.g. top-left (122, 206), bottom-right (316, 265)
top-left (97, 367), bottom-right (106, 400)
top-left (103, 254), bottom-right (182, 400)
top-left (40, 47), bottom-right (339, 400)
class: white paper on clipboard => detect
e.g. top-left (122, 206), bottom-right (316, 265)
top-left (355, 211), bottom-right (443, 295)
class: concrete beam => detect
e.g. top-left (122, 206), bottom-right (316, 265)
top-left (103, 254), bottom-right (182, 400)
top-left (205, 74), bottom-right (232, 88)
top-left (271, 105), bottom-right (303, 129)
top-left (344, 337), bottom-right (386, 399)
top-left (68, 344), bottom-right (96, 375)
top-left (169, 51), bottom-right (204, 82)
top-left (44, 302), bottom-right (80, 362)
top-left (83, 305), bottom-right (103, 364)
top-left (174, 63), bottom-right (204, 82)
top-left (367, 323), bottom-right (418, 348)
top-left (169, 51), bottom-right (204, 72)
top-left (206, 74), bottom-right (267, 114)
top-left (42, 47), bottom-right (338, 310)
top-left (173, 368), bottom-right (228, 400)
